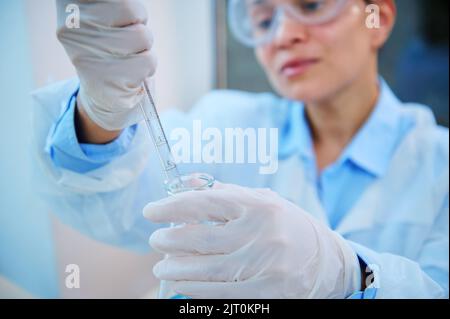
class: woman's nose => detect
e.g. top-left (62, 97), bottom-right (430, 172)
top-left (272, 11), bottom-right (309, 49)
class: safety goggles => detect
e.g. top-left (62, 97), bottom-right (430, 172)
top-left (228, 0), bottom-right (350, 47)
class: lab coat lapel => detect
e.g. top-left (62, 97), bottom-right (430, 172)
top-left (272, 155), bottom-right (329, 226)
top-left (334, 182), bottom-right (379, 236)
top-left (335, 106), bottom-right (438, 236)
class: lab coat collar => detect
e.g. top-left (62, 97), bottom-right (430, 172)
top-left (341, 79), bottom-right (404, 177)
top-left (278, 100), bottom-right (308, 160)
top-left (279, 78), bottom-right (404, 178)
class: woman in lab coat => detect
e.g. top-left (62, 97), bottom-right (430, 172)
top-left (33, 0), bottom-right (448, 298)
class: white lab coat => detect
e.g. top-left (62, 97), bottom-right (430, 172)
top-left (31, 79), bottom-right (449, 298)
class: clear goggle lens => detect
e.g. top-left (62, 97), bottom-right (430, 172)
top-left (228, 0), bottom-right (349, 47)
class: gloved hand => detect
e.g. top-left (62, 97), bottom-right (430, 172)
top-left (56, 0), bottom-right (157, 131)
top-left (144, 182), bottom-right (362, 299)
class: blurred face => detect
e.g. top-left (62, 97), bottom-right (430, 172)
top-left (255, 0), bottom-right (380, 102)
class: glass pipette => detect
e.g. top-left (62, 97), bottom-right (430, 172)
top-left (138, 80), bottom-right (215, 299)
top-left (138, 81), bottom-right (184, 191)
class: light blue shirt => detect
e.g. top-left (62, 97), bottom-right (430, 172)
top-left (48, 82), bottom-right (414, 230)
top-left (47, 88), bottom-right (137, 173)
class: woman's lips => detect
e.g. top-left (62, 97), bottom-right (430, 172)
top-left (280, 58), bottom-right (320, 78)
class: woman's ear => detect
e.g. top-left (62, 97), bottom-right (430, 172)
top-left (367, 0), bottom-right (397, 50)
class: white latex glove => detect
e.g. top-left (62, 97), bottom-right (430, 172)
top-left (144, 182), bottom-right (362, 299)
top-left (56, 0), bottom-right (157, 130)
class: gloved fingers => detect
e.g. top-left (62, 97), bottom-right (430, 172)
top-left (100, 50), bottom-right (157, 90)
top-left (59, 0), bottom-right (149, 28)
top-left (153, 254), bottom-right (253, 283)
top-left (149, 220), bottom-right (248, 255)
top-left (172, 280), bottom-right (266, 299)
top-left (143, 189), bottom-right (246, 224)
top-left (99, 0), bottom-right (148, 27)
top-left (254, 188), bottom-right (274, 195)
top-left (75, 50), bottom-right (156, 116)
top-left (59, 23), bottom-right (154, 58)
top-left (211, 181), bottom-right (231, 190)
top-left (102, 24), bottom-right (154, 57)
top-left (96, 0), bottom-right (149, 27)
top-left (120, 49), bottom-right (157, 82)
